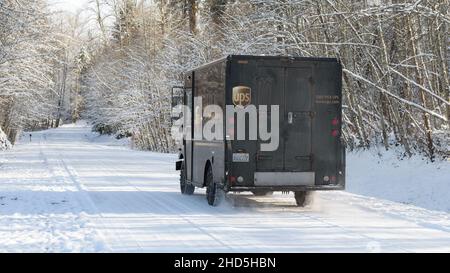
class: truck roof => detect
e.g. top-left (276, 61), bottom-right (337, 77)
top-left (186, 55), bottom-right (339, 73)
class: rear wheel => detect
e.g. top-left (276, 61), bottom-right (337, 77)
top-left (205, 166), bottom-right (223, 206)
top-left (294, 191), bottom-right (311, 207)
top-left (180, 162), bottom-right (195, 195)
top-left (251, 190), bottom-right (273, 196)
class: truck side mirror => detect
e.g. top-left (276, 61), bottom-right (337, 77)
top-left (171, 86), bottom-right (184, 107)
top-left (171, 86), bottom-right (185, 124)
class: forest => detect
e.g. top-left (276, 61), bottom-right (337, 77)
top-left (0, 0), bottom-right (449, 160)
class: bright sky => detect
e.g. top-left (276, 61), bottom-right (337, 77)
top-left (47, 0), bottom-right (91, 13)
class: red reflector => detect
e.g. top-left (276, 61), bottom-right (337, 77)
top-left (331, 118), bottom-right (339, 126)
top-left (331, 176), bottom-right (336, 183)
top-left (229, 176), bottom-right (236, 185)
top-left (331, 129), bottom-right (339, 137)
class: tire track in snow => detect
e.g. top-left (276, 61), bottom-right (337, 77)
top-left (90, 156), bottom-right (350, 252)
top-left (92, 158), bottom-right (237, 252)
top-left (321, 192), bottom-right (450, 234)
top-left (37, 134), bottom-right (107, 252)
top-left (4, 124), bottom-right (450, 252)
top-left (91, 155), bottom-right (385, 252)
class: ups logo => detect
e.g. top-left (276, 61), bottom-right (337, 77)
top-left (232, 86), bottom-right (251, 107)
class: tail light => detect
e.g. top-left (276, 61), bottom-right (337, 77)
top-left (331, 117), bottom-right (339, 137)
top-left (331, 117), bottom-right (339, 126)
top-left (228, 176), bottom-right (236, 185)
top-left (324, 175), bottom-right (337, 184)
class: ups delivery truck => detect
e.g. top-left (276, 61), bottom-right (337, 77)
top-left (172, 55), bottom-right (345, 206)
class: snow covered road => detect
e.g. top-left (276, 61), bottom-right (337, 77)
top-left (1, 123), bottom-right (450, 252)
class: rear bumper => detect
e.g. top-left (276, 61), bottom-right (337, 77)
top-left (254, 171), bottom-right (315, 186)
top-left (227, 185), bottom-right (345, 192)
top-left (227, 171), bottom-right (344, 192)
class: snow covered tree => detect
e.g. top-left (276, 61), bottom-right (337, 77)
top-left (0, 0), bottom-right (60, 141)
top-left (2, 0), bottom-right (446, 159)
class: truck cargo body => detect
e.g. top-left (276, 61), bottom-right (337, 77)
top-left (174, 55), bottom-right (345, 205)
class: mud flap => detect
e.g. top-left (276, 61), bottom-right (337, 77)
top-left (175, 160), bottom-right (183, 171)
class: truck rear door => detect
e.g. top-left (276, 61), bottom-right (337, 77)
top-left (284, 67), bottom-right (313, 171)
top-left (255, 66), bottom-right (284, 171)
top-left (255, 66), bottom-right (313, 172)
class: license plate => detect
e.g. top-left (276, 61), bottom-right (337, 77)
top-left (233, 153), bottom-right (249, 162)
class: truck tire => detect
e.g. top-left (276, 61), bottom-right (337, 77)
top-left (294, 191), bottom-right (311, 207)
top-left (180, 162), bottom-right (195, 195)
top-left (205, 166), bottom-right (223, 206)
top-left (251, 190), bottom-right (273, 196)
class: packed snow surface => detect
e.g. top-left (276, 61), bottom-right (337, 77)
top-left (0, 122), bottom-right (449, 252)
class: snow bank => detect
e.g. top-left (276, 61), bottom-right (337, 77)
top-left (346, 149), bottom-right (450, 212)
top-left (86, 131), bottom-right (131, 147)
top-left (0, 127), bottom-right (12, 151)
top-left (68, 120), bottom-right (131, 147)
